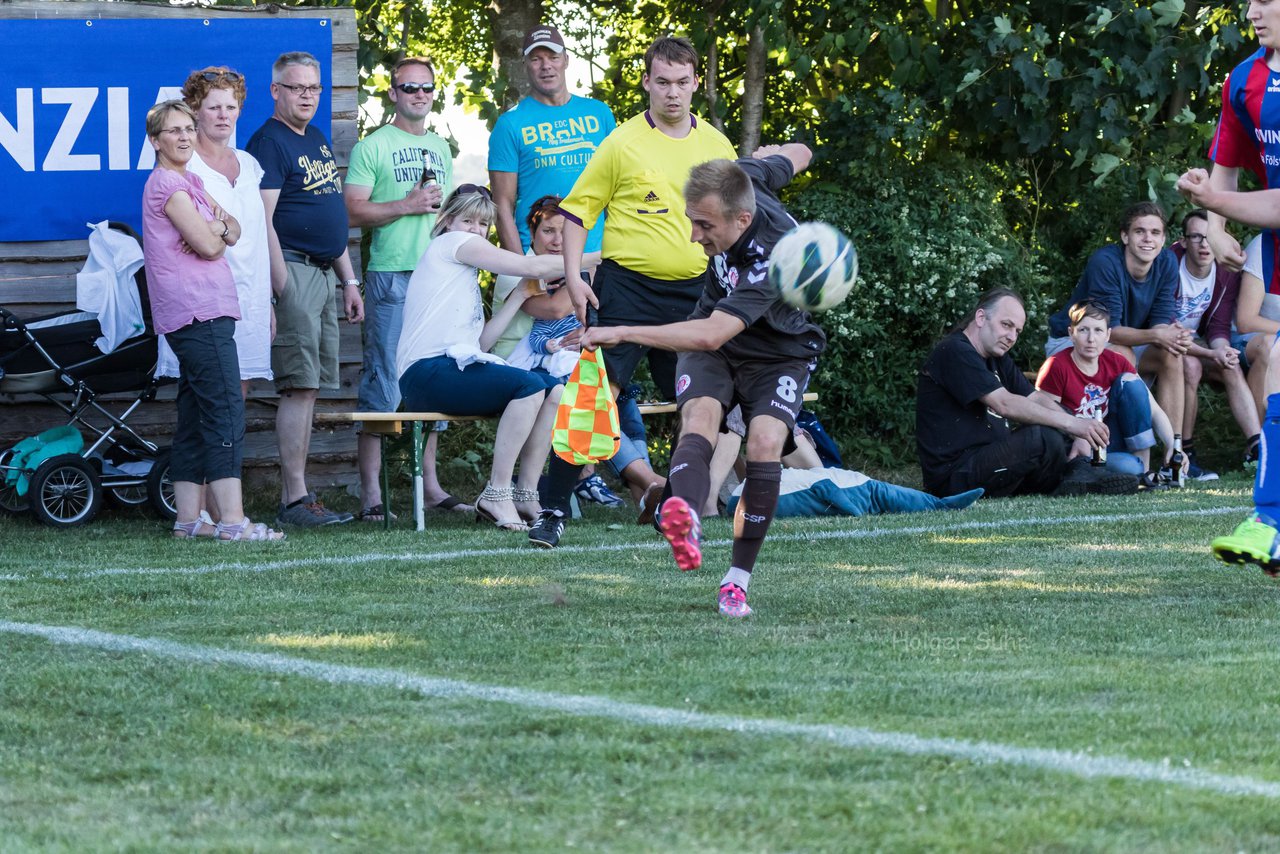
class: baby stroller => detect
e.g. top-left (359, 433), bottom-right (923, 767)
top-left (0, 223), bottom-right (176, 528)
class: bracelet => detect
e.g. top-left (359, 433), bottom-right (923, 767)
top-left (339, 279), bottom-right (360, 289)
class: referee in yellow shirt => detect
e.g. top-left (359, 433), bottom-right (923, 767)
top-left (529, 36), bottom-right (737, 548)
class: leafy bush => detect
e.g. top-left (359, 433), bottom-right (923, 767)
top-left (790, 155), bottom-right (1048, 467)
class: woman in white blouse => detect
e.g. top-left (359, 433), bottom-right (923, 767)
top-left (397, 185), bottom-right (598, 531)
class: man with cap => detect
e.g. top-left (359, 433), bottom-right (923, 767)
top-left (489, 25), bottom-right (616, 258)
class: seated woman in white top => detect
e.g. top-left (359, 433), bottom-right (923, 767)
top-left (396, 185), bottom-right (598, 531)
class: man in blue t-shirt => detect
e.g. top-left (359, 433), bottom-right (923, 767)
top-left (1044, 201), bottom-right (1190, 451)
top-left (246, 51), bottom-right (364, 528)
top-left (488, 24), bottom-right (615, 254)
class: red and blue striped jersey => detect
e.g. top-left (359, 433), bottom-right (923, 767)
top-left (1210, 47), bottom-right (1280, 295)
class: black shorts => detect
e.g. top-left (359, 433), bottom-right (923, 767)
top-left (674, 349), bottom-right (813, 433)
top-left (592, 259), bottom-right (705, 398)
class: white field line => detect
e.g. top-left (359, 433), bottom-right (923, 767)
top-left (3, 617), bottom-right (1278, 800)
top-left (0, 504), bottom-right (1249, 583)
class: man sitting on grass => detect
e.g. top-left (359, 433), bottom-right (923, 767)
top-left (916, 288), bottom-right (1139, 499)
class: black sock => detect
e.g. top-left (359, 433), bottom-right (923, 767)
top-left (730, 461), bottom-right (782, 573)
top-left (667, 433), bottom-right (715, 512)
top-left (543, 455), bottom-right (583, 515)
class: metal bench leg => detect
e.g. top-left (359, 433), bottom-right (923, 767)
top-left (412, 420), bottom-right (425, 532)
top-left (380, 433), bottom-right (391, 531)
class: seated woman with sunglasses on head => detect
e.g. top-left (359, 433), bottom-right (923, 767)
top-left (396, 185), bottom-right (600, 531)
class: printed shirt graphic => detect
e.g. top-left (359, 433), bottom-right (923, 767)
top-left (1175, 257), bottom-right (1215, 332)
top-left (560, 111), bottom-right (736, 280)
top-left (1210, 47), bottom-right (1280, 296)
top-left (346, 124), bottom-right (453, 271)
top-left (488, 96), bottom-right (615, 252)
top-left (1035, 348), bottom-right (1134, 420)
top-left (246, 118), bottom-right (348, 261)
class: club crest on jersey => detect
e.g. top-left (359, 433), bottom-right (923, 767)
top-left (676, 373), bottom-right (691, 395)
top-left (712, 256), bottom-right (738, 292)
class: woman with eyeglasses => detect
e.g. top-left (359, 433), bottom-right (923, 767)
top-left (142, 99), bottom-right (283, 541)
top-left (396, 185), bottom-right (599, 531)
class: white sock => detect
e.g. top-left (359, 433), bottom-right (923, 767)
top-left (721, 566), bottom-right (751, 591)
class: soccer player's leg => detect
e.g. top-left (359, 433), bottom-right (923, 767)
top-left (1213, 331), bottom-right (1280, 573)
top-left (659, 352), bottom-right (734, 572)
top-left (715, 359), bottom-right (809, 617)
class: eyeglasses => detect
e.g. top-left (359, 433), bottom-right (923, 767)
top-left (1185, 233), bottom-right (1210, 244)
top-left (200, 70), bottom-right (244, 82)
top-left (455, 183), bottom-right (493, 201)
top-left (160, 125), bottom-right (196, 137)
top-left (277, 83), bottom-right (323, 96)
top-left (394, 82), bottom-right (436, 94)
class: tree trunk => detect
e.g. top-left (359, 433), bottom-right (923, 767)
top-left (704, 2), bottom-right (724, 131)
top-left (740, 24), bottom-right (766, 154)
top-left (486, 0), bottom-right (544, 109)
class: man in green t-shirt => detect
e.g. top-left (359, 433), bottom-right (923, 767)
top-left (345, 57), bottom-right (463, 521)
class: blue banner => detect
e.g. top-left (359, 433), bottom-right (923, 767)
top-left (0, 18), bottom-right (332, 242)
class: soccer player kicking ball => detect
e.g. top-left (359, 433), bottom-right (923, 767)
top-left (1178, 0), bottom-right (1280, 571)
top-left (580, 143), bottom-right (822, 616)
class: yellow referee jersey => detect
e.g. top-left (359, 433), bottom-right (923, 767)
top-left (560, 111), bottom-right (737, 280)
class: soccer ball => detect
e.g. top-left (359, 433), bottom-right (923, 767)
top-left (768, 222), bottom-right (858, 313)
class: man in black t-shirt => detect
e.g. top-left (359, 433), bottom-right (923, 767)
top-left (581, 145), bottom-right (822, 618)
top-left (916, 289), bottom-right (1137, 498)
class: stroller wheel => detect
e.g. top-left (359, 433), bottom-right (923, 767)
top-left (0, 448), bottom-right (29, 515)
top-left (146, 451), bottom-right (177, 521)
top-left (108, 485), bottom-right (149, 508)
top-left (30, 454), bottom-right (101, 528)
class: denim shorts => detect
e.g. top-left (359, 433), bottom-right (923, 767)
top-left (357, 270), bottom-right (410, 412)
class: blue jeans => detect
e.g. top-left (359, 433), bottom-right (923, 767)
top-left (603, 391), bottom-right (651, 478)
top-left (1104, 375), bottom-right (1155, 476)
top-left (356, 270), bottom-right (409, 413)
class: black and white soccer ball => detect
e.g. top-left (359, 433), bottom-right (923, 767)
top-left (768, 222), bottom-right (858, 313)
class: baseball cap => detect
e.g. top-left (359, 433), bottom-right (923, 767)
top-left (522, 25), bottom-right (566, 56)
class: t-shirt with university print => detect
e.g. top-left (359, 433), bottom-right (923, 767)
top-left (1035, 347), bottom-right (1135, 420)
top-left (345, 123), bottom-right (453, 271)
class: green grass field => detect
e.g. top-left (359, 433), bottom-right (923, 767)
top-left (4, 473), bottom-right (1280, 851)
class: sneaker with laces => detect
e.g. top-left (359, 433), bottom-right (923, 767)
top-left (276, 492), bottom-right (351, 527)
top-left (528, 509), bottom-right (567, 549)
top-left (574, 474), bottom-right (625, 507)
top-left (1211, 514), bottom-right (1280, 575)
top-left (658, 495), bottom-right (702, 571)
top-left (1185, 449), bottom-right (1219, 482)
top-left (718, 583), bottom-right (752, 617)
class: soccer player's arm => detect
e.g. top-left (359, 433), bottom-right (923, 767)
top-left (580, 310), bottom-right (745, 353)
top-left (751, 143), bottom-right (812, 177)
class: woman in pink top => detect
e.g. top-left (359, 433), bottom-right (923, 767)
top-left (142, 99), bottom-right (282, 541)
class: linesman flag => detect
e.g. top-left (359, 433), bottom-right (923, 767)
top-left (552, 348), bottom-right (621, 464)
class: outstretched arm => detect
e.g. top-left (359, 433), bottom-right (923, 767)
top-left (580, 310), bottom-right (745, 353)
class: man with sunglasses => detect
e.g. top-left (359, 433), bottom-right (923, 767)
top-left (344, 57), bottom-right (459, 522)
top-left (488, 25), bottom-right (615, 256)
top-left (247, 51), bottom-right (364, 528)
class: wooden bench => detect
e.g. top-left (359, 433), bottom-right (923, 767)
top-left (336, 392), bottom-right (817, 531)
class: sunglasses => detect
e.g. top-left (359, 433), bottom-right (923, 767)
top-left (200, 70), bottom-right (244, 82)
top-left (394, 82), bottom-right (436, 94)
top-left (455, 183), bottom-right (493, 201)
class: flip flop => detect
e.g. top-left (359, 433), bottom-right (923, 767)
top-left (426, 494), bottom-right (474, 514)
top-left (357, 503), bottom-right (398, 522)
